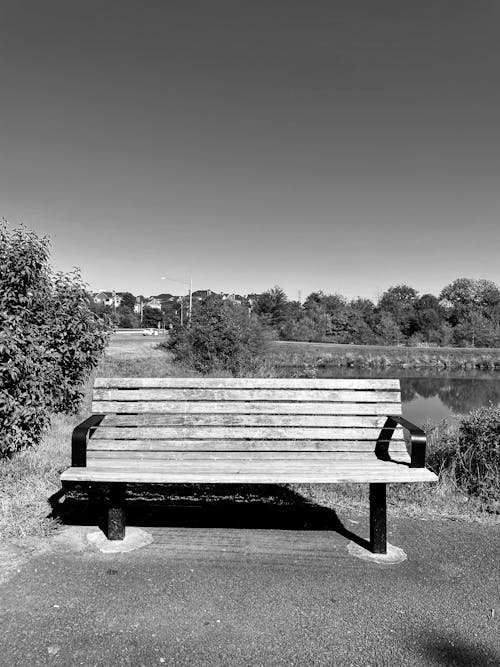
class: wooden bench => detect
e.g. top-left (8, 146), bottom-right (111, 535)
top-left (60, 377), bottom-right (437, 553)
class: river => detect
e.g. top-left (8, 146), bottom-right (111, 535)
top-left (312, 367), bottom-right (500, 426)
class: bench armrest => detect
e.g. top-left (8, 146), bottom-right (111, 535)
top-left (381, 415), bottom-right (427, 468)
top-left (71, 414), bottom-right (106, 467)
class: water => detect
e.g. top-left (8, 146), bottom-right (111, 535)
top-left (314, 367), bottom-right (500, 427)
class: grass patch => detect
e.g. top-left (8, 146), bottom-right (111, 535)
top-left (0, 413), bottom-right (77, 540)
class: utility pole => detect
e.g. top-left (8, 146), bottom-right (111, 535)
top-left (178, 297), bottom-right (184, 326)
top-left (188, 276), bottom-right (193, 323)
top-left (161, 274), bottom-right (192, 326)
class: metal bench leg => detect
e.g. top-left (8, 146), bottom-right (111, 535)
top-left (369, 483), bottom-right (387, 554)
top-left (107, 483), bottom-right (126, 540)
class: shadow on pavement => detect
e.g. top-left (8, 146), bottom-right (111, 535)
top-left (414, 630), bottom-right (500, 666)
top-left (49, 483), bottom-right (371, 549)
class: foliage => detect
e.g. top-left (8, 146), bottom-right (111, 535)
top-left (119, 292), bottom-right (136, 310)
top-left (454, 406), bottom-right (500, 505)
top-left (164, 295), bottom-right (272, 375)
top-left (116, 307), bottom-right (140, 328)
top-left (87, 274), bottom-right (500, 348)
top-left (142, 305), bottom-right (163, 328)
top-left (252, 286), bottom-right (289, 332)
top-left (252, 278), bottom-right (500, 347)
top-left (0, 223), bottom-right (113, 457)
top-left (423, 419), bottom-right (460, 477)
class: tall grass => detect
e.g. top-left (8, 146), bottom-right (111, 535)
top-left (271, 342), bottom-right (500, 371)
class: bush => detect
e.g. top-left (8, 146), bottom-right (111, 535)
top-left (0, 223), bottom-right (113, 457)
top-left (423, 419), bottom-right (459, 478)
top-left (164, 295), bottom-right (272, 375)
top-left (454, 406), bottom-right (500, 505)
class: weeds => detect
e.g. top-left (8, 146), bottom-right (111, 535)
top-left (270, 342), bottom-right (500, 371)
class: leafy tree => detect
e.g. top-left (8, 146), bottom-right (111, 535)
top-left (142, 306), bottom-right (163, 328)
top-left (119, 292), bottom-right (136, 310)
top-left (440, 278), bottom-right (500, 345)
top-left (414, 294), bottom-right (444, 342)
top-left (304, 291), bottom-right (344, 313)
top-left (117, 308), bottom-right (139, 328)
top-left (0, 223), bottom-right (112, 456)
top-left (165, 295), bottom-right (272, 375)
top-left (347, 298), bottom-right (377, 344)
top-left (374, 313), bottom-right (403, 345)
top-left (253, 286), bottom-right (288, 332)
top-left (378, 284), bottom-right (418, 338)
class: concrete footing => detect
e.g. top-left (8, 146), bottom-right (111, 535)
top-left (87, 528), bottom-right (153, 553)
top-left (347, 541), bottom-right (407, 564)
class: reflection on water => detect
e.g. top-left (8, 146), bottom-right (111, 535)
top-left (315, 367), bottom-right (500, 426)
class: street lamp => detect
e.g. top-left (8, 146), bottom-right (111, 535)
top-left (161, 275), bottom-right (193, 323)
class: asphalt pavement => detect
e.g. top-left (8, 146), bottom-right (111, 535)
top-left (1, 512), bottom-right (499, 666)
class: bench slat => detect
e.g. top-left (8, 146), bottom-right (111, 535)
top-left (87, 451), bottom-right (411, 463)
top-left (91, 426), bottom-right (404, 440)
top-left (87, 439), bottom-right (406, 452)
top-left (93, 389), bottom-right (401, 403)
top-left (86, 459), bottom-right (413, 470)
top-left (91, 401), bottom-right (403, 415)
top-left (61, 465), bottom-right (438, 484)
top-left (100, 414), bottom-right (399, 428)
top-left (94, 378), bottom-right (401, 390)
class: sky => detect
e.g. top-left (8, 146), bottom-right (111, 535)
top-left (1, 0), bottom-right (499, 301)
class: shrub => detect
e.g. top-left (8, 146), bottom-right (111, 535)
top-left (0, 223), bottom-right (113, 457)
top-left (164, 295), bottom-right (272, 375)
top-left (454, 406), bottom-right (500, 505)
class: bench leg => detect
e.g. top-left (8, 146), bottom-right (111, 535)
top-left (107, 483), bottom-right (126, 540)
top-left (369, 483), bottom-right (387, 554)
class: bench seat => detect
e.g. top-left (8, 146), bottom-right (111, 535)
top-left (61, 377), bottom-right (438, 553)
top-left (62, 460), bottom-right (436, 484)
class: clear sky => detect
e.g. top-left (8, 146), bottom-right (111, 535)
top-left (1, 1), bottom-right (499, 301)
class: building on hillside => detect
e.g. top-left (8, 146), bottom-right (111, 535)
top-left (221, 293), bottom-right (246, 305)
top-left (93, 291), bottom-right (123, 308)
top-left (191, 289), bottom-right (212, 301)
top-left (154, 293), bottom-right (177, 304)
top-left (145, 297), bottom-right (162, 311)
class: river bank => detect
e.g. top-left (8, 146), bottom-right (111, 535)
top-left (271, 340), bottom-right (500, 371)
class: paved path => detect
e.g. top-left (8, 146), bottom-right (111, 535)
top-left (1, 515), bottom-right (499, 666)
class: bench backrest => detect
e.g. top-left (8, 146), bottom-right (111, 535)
top-left (88, 378), bottom-right (405, 463)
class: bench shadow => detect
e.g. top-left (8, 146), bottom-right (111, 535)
top-left (412, 629), bottom-right (500, 666)
top-left (50, 483), bottom-right (371, 550)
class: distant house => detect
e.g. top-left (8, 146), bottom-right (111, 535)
top-left (93, 291), bottom-right (123, 308)
top-left (152, 293), bottom-right (179, 306)
top-left (144, 297), bottom-right (162, 311)
top-left (191, 289), bottom-right (212, 301)
top-left (221, 293), bottom-right (246, 305)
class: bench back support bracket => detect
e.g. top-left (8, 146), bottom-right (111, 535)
top-left (71, 414), bottom-right (106, 467)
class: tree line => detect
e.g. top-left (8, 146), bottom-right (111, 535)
top-left (99, 278), bottom-right (500, 348)
top-left (253, 281), bottom-right (500, 347)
